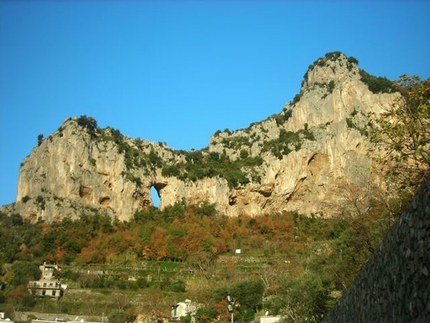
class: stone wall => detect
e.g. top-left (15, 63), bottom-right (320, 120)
top-left (15, 312), bottom-right (104, 323)
top-left (321, 177), bottom-right (430, 322)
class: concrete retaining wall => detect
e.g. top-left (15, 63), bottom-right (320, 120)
top-left (15, 313), bottom-right (104, 323)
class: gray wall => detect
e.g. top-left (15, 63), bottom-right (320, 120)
top-left (321, 178), bottom-right (430, 322)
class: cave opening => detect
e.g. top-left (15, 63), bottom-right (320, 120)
top-left (150, 185), bottom-right (160, 208)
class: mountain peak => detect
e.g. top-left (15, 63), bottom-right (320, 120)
top-left (301, 51), bottom-right (360, 90)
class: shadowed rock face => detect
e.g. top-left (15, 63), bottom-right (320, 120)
top-left (2, 53), bottom-right (400, 222)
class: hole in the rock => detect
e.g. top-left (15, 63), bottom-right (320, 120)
top-left (150, 186), bottom-right (160, 208)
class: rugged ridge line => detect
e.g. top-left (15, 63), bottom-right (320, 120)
top-left (1, 52), bottom-right (400, 222)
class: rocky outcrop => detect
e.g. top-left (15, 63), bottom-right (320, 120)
top-left (1, 52), bottom-right (401, 222)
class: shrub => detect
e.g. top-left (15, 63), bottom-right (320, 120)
top-left (347, 56), bottom-right (359, 70)
top-left (195, 307), bottom-right (218, 322)
top-left (292, 92), bottom-right (302, 105)
top-left (359, 70), bottom-right (397, 94)
top-left (169, 279), bottom-right (186, 292)
top-left (36, 195), bottom-right (45, 210)
top-left (328, 80), bottom-right (335, 93)
top-left (240, 149), bottom-right (249, 159)
top-left (11, 214), bottom-right (23, 226)
top-left (108, 310), bottom-right (131, 323)
top-left (275, 110), bottom-right (293, 125)
top-left (162, 165), bottom-right (180, 177)
top-left (149, 149), bottom-right (162, 167)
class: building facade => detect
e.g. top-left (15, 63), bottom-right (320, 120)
top-left (27, 263), bottom-right (67, 300)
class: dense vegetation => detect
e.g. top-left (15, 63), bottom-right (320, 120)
top-left (359, 70), bottom-right (397, 94)
top-left (162, 150), bottom-right (263, 188)
top-left (261, 126), bottom-right (315, 159)
top-left (0, 193), bottom-right (406, 323)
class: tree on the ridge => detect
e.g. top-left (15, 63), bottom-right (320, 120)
top-left (37, 134), bottom-right (43, 146)
top-left (77, 115), bottom-right (98, 137)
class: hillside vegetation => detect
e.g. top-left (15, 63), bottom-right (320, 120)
top-left (0, 195), bottom-right (407, 322)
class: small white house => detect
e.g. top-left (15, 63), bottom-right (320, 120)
top-left (0, 312), bottom-right (14, 323)
top-left (170, 299), bottom-right (197, 322)
top-left (260, 315), bottom-right (282, 323)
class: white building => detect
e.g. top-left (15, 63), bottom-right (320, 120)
top-left (170, 299), bottom-right (197, 322)
top-left (0, 312), bottom-right (14, 323)
top-left (27, 263), bottom-right (67, 299)
top-left (260, 315), bottom-right (282, 323)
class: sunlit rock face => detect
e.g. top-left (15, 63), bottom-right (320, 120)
top-left (3, 53), bottom-right (400, 222)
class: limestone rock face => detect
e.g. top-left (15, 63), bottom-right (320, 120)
top-left (11, 122), bottom-right (150, 222)
top-left (2, 53), bottom-right (400, 222)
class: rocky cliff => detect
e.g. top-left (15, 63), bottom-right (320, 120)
top-left (1, 52), bottom-right (400, 222)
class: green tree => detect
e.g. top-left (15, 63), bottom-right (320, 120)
top-left (371, 75), bottom-right (430, 191)
top-left (212, 280), bottom-right (264, 321)
top-left (278, 273), bottom-right (330, 323)
top-left (359, 70), bottom-right (397, 94)
top-left (231, 280), bottom-right (264, 315)
top-left (77, 115), bottom-right (98, 137)
top-left (8, 261), bottom-right (40, 287)
top-left (7, 285), bottom-right (35, 311)
top-left (37, 134), bottom-right (44, 146)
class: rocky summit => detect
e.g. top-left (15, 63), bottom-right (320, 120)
top-left (1, 52), bottom-right (400, 222)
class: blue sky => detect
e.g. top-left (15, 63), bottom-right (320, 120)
top-left (1, 0), bottom-right (429, 206)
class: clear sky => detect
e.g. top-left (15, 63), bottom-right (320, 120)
top-left (1, 0), bottom-right (429, 206)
